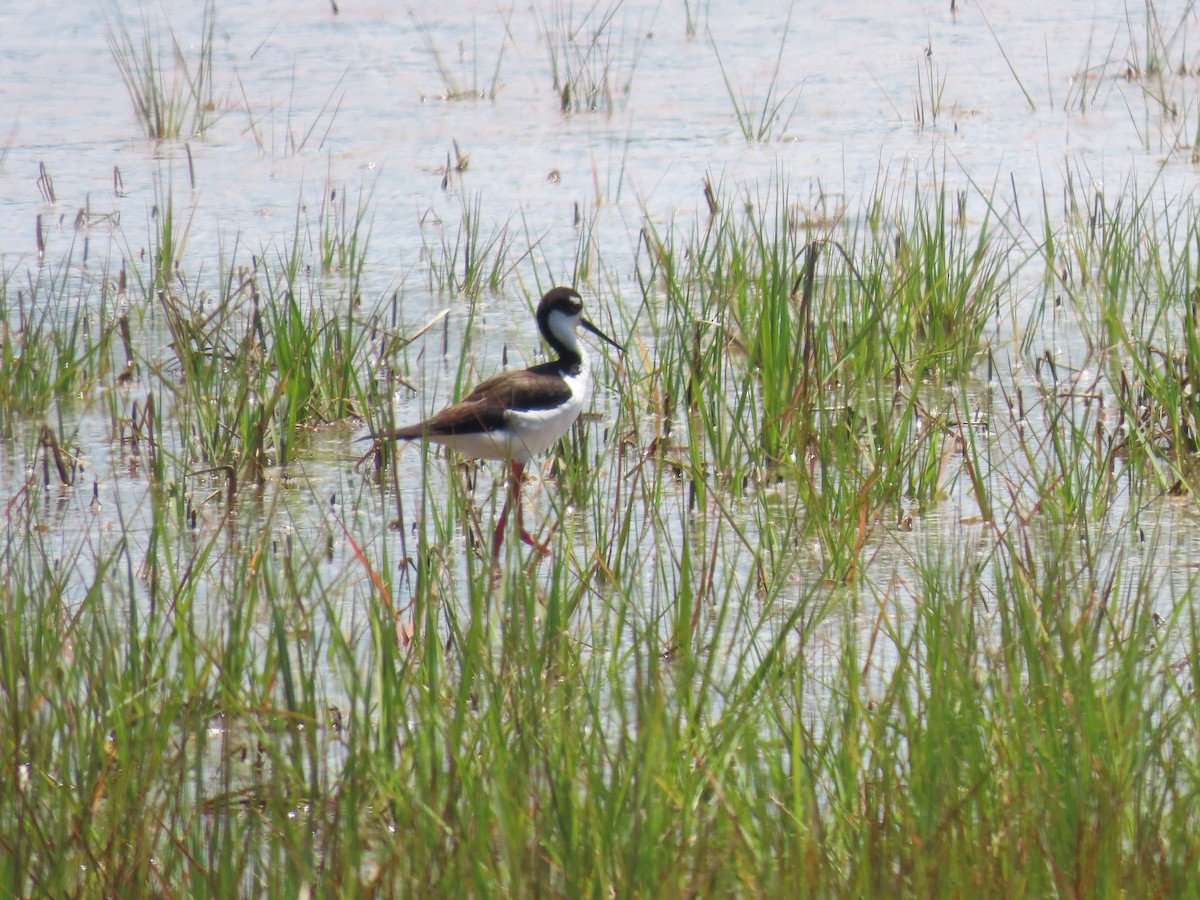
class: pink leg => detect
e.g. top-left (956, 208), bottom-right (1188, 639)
top-left (492, 472), bottom-right (513, 558)
top-left (492, 462), bottom-right (550, 559)
top-left (513, 464), bottom-right (549, 554)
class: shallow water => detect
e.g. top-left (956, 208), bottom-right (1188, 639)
top-left (3, 0), bottom-right (1200, 682)
top-left (5, 1), bottom-right (1193, 268)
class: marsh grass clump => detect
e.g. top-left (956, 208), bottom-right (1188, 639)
top-left (880, 181), bottom-right (1007, 376)
top-left (153, 248), bottom-right (371, 479)
top-left (539, 0), bottom-right (653, 114)
top-left (710, 5), bottom-right (802, 142)
top-left (106, 0), bottom-right (219, 141)
top-left (1047, 172), bottom-right (1200, 487)
top-left (1108, 297), bottom-right (1200, 483)
top-left (420, 191), bottom-right (516, 297)
top-left (912, 41), bottom-right (948, 129)
top-left (148, 181), bottom-right (194, 293)
top-left (312, 177), bottom-right (372, 279)
top-left (409, 9), bottom-right (509, 101)
top-left (632, 170), bottom-right (1007, 576)
top-left (80, 180), bottom-right (380, 485)
top-left (0, 252), bottom-right (122, 434)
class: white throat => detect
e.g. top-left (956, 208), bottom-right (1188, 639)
top-left (546, 310), bottom-right (585, 359)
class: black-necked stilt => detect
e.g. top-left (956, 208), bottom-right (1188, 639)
top-left (374, 286), bottom-right (623, 557)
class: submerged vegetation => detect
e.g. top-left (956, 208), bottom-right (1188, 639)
top-left (538, 0), bottom-right (654, 114)
top-left (105, 0), bottom-right (219, 141)
top-left (6, 0), bottom-right (1200, 896)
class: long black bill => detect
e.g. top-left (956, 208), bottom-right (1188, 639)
top-left (581, 318), bottom-right (625, 353)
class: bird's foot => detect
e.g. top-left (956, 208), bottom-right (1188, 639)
top-left (519, 528), bottom-right (553, 558)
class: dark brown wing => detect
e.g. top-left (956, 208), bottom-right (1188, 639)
top-left (382, 399), bottom-right (507, 439)
top-left (381, 364), bottom-right (572, 440)
top-left (460, 362), bottom-right (574, 411)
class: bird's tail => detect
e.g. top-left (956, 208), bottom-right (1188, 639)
top-left (359, 424), bottom-right (425, 443)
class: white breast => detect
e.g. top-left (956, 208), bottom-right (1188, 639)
top-left (423, 366), bottom-right (592, 464)
top-left (506, 367), bottom-right (592, 459)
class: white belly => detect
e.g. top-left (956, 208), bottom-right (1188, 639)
top-left (429, 429), bottom-right (529, 462)
top-left (507, 393), bottom-right (586, 457)
top-left (431, 369), bottom-right (591, 463)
